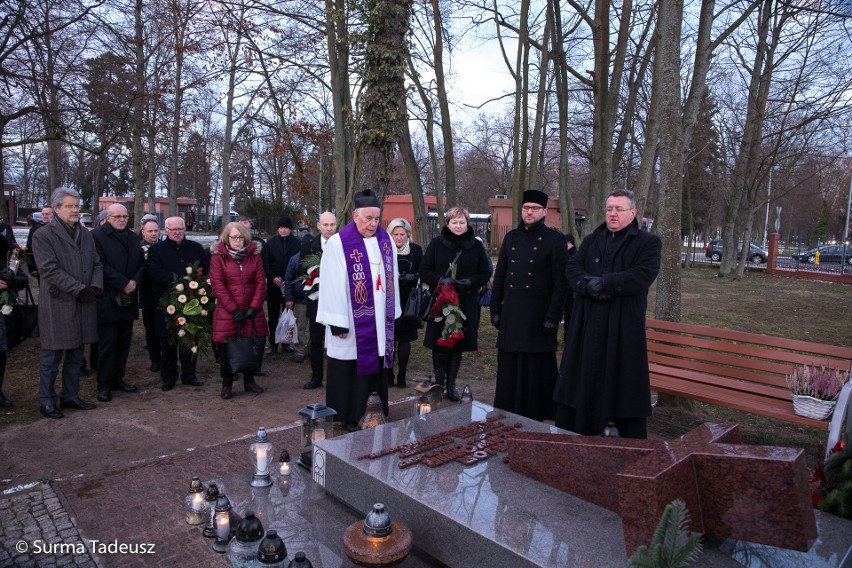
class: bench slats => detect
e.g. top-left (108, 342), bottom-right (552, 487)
top-left (646, 319), bottom-right (851, 432)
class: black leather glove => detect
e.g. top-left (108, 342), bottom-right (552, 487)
top-left (244, 307), bottom-right (257, 319)
top-left (490, 313), bottom-right (500, 329)
top-left (439, 277), bottom-right (454, 286)
top-left (78, 288), bottom-right (96, 304)
top-left (453, 278), bottom-right (472, 292)
top-left (399, 273), bottom-right (418, 286)
top-left (585, 276), bottom-right (604, 298)
top-left (543, 321), bottom-right (558, 335)
top-left (232, 309), bottom-right (244, 322)
top-left (89, 286), bottom-right (103, 297)
top-left (596, 293), bottom-right (614, 303)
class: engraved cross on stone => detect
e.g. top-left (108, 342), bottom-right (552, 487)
top-left (507, 423), bottom-right (817, 555)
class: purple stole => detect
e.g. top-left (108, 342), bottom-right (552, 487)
top-left (340, 222), bottom-right (395, 375)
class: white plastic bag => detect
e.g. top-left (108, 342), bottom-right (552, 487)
top-left (275, 308), bottom-right (298, 345)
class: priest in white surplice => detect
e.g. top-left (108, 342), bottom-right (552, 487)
top-left (317, 189), bottom-right (401, 430)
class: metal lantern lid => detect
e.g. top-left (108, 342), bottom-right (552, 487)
top-left (235, 511), bottom-right (265, 543)
top-left (363, 503), bottom-right (393, 538)
top-left (287, 551), bottom-right (313, 568)
top-left (254, 426), bottom-right (270, 443)
top-left (205, 481), bottom-right (220, 502)
top-left (460, 384), bottom-right (474, 403)
top-left (188, 476), bottom-right (204, 495)
top-left (298, 402), bottom-right (337, 420)
top-left (257, 530), bottom-right (288, 564)
top-left (215, 494), bottom-right (233, 513)
top-left (278, 450), bottom-right (291, 464)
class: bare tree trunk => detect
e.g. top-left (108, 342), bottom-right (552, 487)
top-left (527, 10), bottom-right (551, 192)
top-left (131, 0), bottom-right (146, 224)
top-left (407, 56), bottom-right (444, 219)
top-left (398, 111), bottom-right (428, 243)
top-left (325, 0), bottom-right (352, 215)
top-left (429, 0), bottom-right (455, 208)
top-left (509, 0), bottom-right (530, 226)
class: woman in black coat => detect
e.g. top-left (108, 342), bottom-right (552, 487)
top-left (419, 207), bottom-right (491, 401)
top-left (387, 218), bottom-right (423, 389)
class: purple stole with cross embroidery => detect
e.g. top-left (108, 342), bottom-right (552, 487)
top-left (340, 221), bottom-right (395, 375)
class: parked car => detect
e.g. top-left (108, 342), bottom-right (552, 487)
top-left (705, 238), bottom-right (768, 264)
top-left (791, 244), bottom-right (852, 265)
top-left (80, 212), bottom-right (93, 227)
top-left (27, 212), bottom-right (43, 226)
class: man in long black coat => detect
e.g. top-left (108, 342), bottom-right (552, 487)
top-left (491, 189), bottom-right (568, 421)
top-left (91, 204), bottom-right (144, 402)
top-left (264, 216), bottom-right (300, 354)
top-left (147, 216), bottom-right (210, 391)
top-left (302, 211), bottom-right (337, 389)
top-left (553, 189), bottom-right (661, 438)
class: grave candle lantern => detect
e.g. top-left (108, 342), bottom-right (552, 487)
top-left (226, 510), bottom-right (265, 568)
top-left (202, 482), bottom-right (220, 538)
top-left (415, 395), bottom-right (431, 415)
top-left (297, 403), bottom-right (336, 469)
top-left (278, 449), bottom-right (292, 477)
top-left (256, 529), bottom-right (288, 567)
top-left (250, 427), bottom-right (274, 488)
top-left (460, 384), bottom-right (474, 404)
top-left (185, 476), bottom-right (206, 525)
top-left (414, 380), bottom-right (443, 414)
top-left (358, 392), bottom-right (386, 430)
top-left (343, 503), bottom-right (413, 566)
top-left (213, 494), bottom-right (234, 553)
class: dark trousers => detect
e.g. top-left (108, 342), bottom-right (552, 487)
top-left (161, 338), bottom-right (198, 383)
top-left (96, 320), bottom-right (134, 391)
top-left (39, 346), bottom-right (84, 406)
top-left (266, 281), bottom-right (283, 346)
top-left (309, 319), bottom-right (325, 380)
top-left (142, 307), bottom-right (162, 365)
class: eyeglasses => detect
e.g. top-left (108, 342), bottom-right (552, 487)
top-left (521, 206), bottom-right (544, 212)
top-left (228, 235), bottom-right (244, 240)
top-left (605, 207), bottom-right (634, 214)
top-left (61, 204), bottom-right (81, 210)
top-left (110, 215), bottom-right (129, 219)
top-left (165, 227), bottom-right (185, 232)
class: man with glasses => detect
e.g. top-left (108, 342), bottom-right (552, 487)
top-left (491, 189), bottom-right (568, 421)
top-left (91, 204), bottom-right (143, 402)
top-left (554, 189), bottom-right (661, 438)
top-left (31, 187), bottom-right (102, 418)
top-left (147, 216), bottom-right (209, 391)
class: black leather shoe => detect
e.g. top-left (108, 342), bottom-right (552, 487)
top-left (149, 362), bottom-right (161, 373)
top-left (244, 382), bottom-right (264, 394)
top-left (40, 405), bottom-right (64, 419)
top-left (162, 380), bottom-right (176, 391)
top-left (220, 386), bottom-right (232, 400)
top-left (264, 345), bottom-right (278, 355)
top-left (0, 393), bottom-right (12, 407)
top-left (344, 422), bottom-right (358, 433)
top-left (303, 377), bottom-right (322, 390)
top-left (283, 344), bottom-right (295, 353)
top-left (97, 390), bottom-right (112, 402)
top-left (181, 378), bottom-right (205, 387)
top-left (114, 380), bottom-right (138, 393)
top-left (59, 398), bottom-right (96, 411)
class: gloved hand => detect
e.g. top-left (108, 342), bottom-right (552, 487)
top-left (399, 273), bottom-right (418, 286)
top-left (453, 278), bottom-right (472, 292)
top-left (596, 293), bottom-right (614, 303)
top-left (439, 277), bottom-right (454, 286)
top-left (78, 287), bottom-right (96, 304)
top-left (543, 321), bottom-right (558, 335)
top-left (89, 286), bottom-right (103, 297)
top-left (490, 313), bottom-right (500, 329)
top-left (585, 276), bottom-right (604, 298)
top-left (244, 307), bottom-right (257, 319)
top-left (232, 309), bottom-right (244, 322)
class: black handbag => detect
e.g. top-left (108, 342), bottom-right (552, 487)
top-left (226, 320), bottom-right (265, 375)
top-left (16, 286), bottom-right (39, 340)
top-left (403, 279), bottom-right (432, 324)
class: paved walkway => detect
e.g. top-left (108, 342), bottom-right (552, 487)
top-left (0, 401), bottom-right (426, 568)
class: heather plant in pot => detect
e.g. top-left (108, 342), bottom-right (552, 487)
top-left (787, 364), bottom-right (848, 420)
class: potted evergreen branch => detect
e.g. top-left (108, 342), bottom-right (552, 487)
top-left (786, 363), bottom-right (848, 420)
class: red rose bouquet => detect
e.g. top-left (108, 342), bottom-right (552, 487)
top-left (429, 278), bottom-right (466, 348)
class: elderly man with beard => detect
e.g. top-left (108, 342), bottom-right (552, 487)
top-left (91, 204), bottom-right (144, 402)
top-left (32, 187), bottom-right (103, 418)
top-left (317, 191), bottom-right (400, 431)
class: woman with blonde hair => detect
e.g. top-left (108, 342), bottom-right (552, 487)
top-left (209, 222), bottom-right (268, 399)
top-left (419, 207), bottom-right (491, 400)
top-left (387, 218), bottom-right (422, 388)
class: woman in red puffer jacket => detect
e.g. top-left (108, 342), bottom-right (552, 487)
top-left (210, 222), bottom-right (269, 399)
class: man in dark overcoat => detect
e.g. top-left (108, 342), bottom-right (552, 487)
top-left (147, 216), bottom-right (210, 391)
top-left (490, 189), bottom-right (568, 421)
top-left (26, 206), bottom-right (53, 278)
top-left (302, 211), bottom-right (337, 389)
top-left (91, 204), bottom-right (144, 402)
top-left (32, 187), bottom-right (103, 418)
top-left (139, 217), bottom-right (162, 372)
top-left (553, 189), bottom-right (661, 438)
top-left (264, 216), bottom-right (300, 354)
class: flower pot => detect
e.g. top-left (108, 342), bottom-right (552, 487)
top-left (792, 394), bottom-right (836, 420)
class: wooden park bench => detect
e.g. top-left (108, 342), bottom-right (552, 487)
top-left (646, 319), bottom-right (852, 431)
